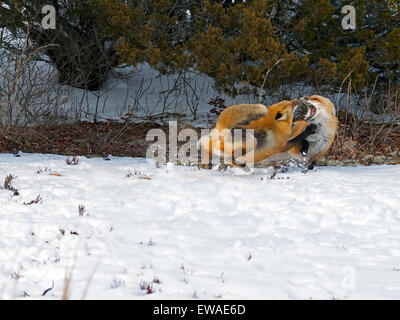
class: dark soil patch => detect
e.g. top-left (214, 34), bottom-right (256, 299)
top-left (0, 118), bottom-right (399, 166)
top-left (0, 121), bottom-right (163, 158)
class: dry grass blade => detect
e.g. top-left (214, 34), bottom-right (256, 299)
top-left (258, 59), bottom-right (286, 104)
top-left (62, 264), bottom-right (75, 300)
top-left (78, 204), bottom-right (86, 216)
top-left (66, 156), bottom-right (79, 165)
top-left (23, 194), bottom-right (42, 205)
top-left (3, 174), bottom-right (19, 196)
top-left (81, 262), bottom-right (99, 300)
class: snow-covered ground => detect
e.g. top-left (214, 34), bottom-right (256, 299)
top-left (1, 153), bottom-right (400, 299)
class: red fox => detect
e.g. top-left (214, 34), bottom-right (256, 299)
top-left (199, 99), bottom-right (309, 169)
top-left (277, 95), bottom-right (339, 169)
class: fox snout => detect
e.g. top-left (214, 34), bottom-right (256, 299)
top-left (293, 97), bottom-right (309, 121)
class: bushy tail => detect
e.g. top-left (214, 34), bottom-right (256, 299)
top-left (199, 104), bottom-right (267, 157)
top-left (215, 104), bottom-right (268, 131)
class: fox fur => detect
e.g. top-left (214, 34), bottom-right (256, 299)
top-left (199, 99), bottom-right (308, 168)
top-left (286, 95), bottom-right (338, 167)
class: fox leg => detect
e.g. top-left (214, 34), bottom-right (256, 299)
top-left (234, 151), bottom-right (255, 167)
top-left (199, 163), bottom-right (212, 169)
top-left (218, 159), bottom-right (249, 171)
top-left (287, 123), bottom-right (316, 146)
top-left (269, 166), bottom-right (279, 179)
top-left (199, 152), bottom-right (213, 169)
top-left (308, 161), bottom-right (317, 170)
top-left (199, 137), bottom-right (213, 169)
top-left (220, 147), bottom-right (251, 171)
top-left (281, 123), bottom-right (316, 156)
top-left (289, 121), bottom-right (309, 140)
top-left (235, 149), bottom-right (271, 167)
top-left (300, 140), bottom-right (310, 156)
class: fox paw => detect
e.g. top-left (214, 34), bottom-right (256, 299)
top-left (199, 163), bottom-right (212, 169)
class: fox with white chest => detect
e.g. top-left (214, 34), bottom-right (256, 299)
top-left (286, 95), bottom-right (339, 169)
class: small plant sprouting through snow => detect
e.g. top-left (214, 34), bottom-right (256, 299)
top-left (42, 280), bottom-right (55, 296)
top-left (126, 169), bottom-right (141, 177)
top-left (11, 272), bottom-right (21, 280)
top-left (24, 195), bottom-right (43, 205)
top-left (37, 167), bottom-right (63, 176)
top-left (180, 264), bottom-right (194, 276)
top-left (36, 167), bottom-right (51, 174)
top-left (59, 228), bottom-right (79, 236)
top-left (127, 169), bottom-right (152, 180)
top-left (78, 204), bottom-right (86, 216)
top-left (219, 272), bottom-right (225, 283)
top-left (66, 156), bottom-right (79, 165)
top-left (139, 277), bottom-right (161, 294)
top-left (111, 279), bottom-right (124, 289)
top-left (3, 174), bottom-right (19, 196)
top-left (139, 238), bottom-right (156, 246)
top-left (153, 277), bottom-right (161, 284)
top-left (140, 280), bottom-right (155, 295)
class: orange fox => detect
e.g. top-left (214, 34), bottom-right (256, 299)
top-left (281, 95), bottom-right (338, 169)
top-left (199, 99), bottom-right (309, 169)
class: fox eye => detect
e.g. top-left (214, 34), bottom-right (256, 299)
top-left (275, 112), bottom-right (283, 120)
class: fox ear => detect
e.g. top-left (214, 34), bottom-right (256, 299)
top-left (276, 111), bottom-right (289, 121)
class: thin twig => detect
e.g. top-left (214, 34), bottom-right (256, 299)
top-left (258, 59), bottom-right (285, 104)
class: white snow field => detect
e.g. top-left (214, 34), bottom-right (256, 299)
top-left (1, 153), bottom-right (400, 300)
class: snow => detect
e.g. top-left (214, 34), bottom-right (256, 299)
top-left (1, 153), bottom-right (400, 299)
